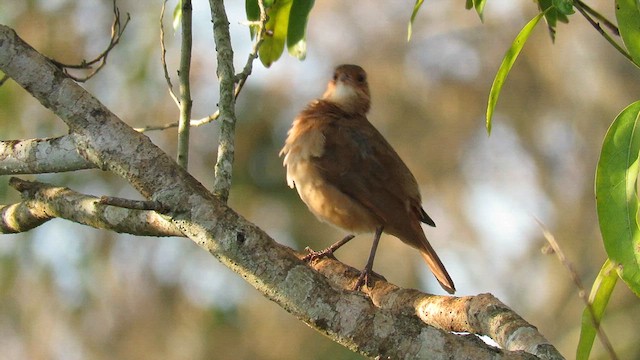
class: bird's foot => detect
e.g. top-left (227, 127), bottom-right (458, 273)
top-left (353, 269), bottom-right (372, 291)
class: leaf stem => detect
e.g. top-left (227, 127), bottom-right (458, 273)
top-left (574, 0), bottom-right (633, 63)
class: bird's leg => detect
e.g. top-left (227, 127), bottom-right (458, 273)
top-left (354, 226), bottom-right (383, 291)
top-left (303, 234), bottom-right (356, 262)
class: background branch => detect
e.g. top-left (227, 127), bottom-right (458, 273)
top-left (234, 0), bottom-right (268, 99)
top-left (209, 0), bottom-right (238, 202)
top-left (177, 0), bottom-right (193, 168)
top-left (1, 177), bottom-right (180, 236)
top-left (0, 136), bottom-right (94, 175)
top-left (136, 1), bottom-right (267, 134)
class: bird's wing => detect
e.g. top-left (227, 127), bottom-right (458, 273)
top-left (310, 113), bottom-right (426, 226)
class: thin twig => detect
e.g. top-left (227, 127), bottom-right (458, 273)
top-left (575, 0), bottom-right (619, 36)
top-left (137, 0), bottom-right (269, 133)
top-left (133, 113), bottom-right (218, 132)
top-left (574, 1), bottom-right (633, 64)
top-left (50, 0), bottom-right (130, 82)
top-left (177, 0), bottom-right (193, 169)
top-left (234, 0), bottom-right (268, 98)
top-left (99, 196), bottom-right (167, 212)
top-left (160, 0), bottom-right (180, 106)
top-left (537, 220), bottom-right (618, 360)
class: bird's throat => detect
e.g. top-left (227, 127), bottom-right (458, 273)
top-left (323, 82), bottom-right (370, 114)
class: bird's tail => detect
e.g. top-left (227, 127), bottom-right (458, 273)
top-left (416, 231), bottom-right (455, 294)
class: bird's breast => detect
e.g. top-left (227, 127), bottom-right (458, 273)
top-left (288, 161), bottom-right (380, 234)
top-left (282, 122), bottom-right (380, 234)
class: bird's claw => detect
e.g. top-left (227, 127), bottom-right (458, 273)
top-left (353, 270), bottom-right (371, 291)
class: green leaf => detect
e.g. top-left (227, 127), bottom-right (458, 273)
top-left (485, 12), bottom-right (545, 134)
top-left (259, 0), bottom-right (294, 67)
top-left (595, 100), bottom-right (640, 296)
top-left (472, 0), bottom-right (487, 21)
top-left (464, 0), bottom-right (486, 20)
top-left (552, 0), bottom-right (575, 15)
top-left (246, 0), bottom-right (260, 39)
top-left (287, 0), bottom-right (314, 60)
top-left (173, 1), bottom-right (183, 31)
top-left (576, 259), bottom-right (618, 360)
top-left (538, 0), bottom-right (570, 28)
top-left (537, 0), bottom-right (555, 41)
top-left (407, 0), bottom-right (425, 42)
top-left (616, 0), bottom-right (640, 66)
top-left (246, 0), bottom-right (260, 21)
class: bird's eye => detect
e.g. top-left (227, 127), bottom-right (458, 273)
top-left (333, 73), bottom-right (339, 81)
top-left (356, 73), bottom-right (366, 83)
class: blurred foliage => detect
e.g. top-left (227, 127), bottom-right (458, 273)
top-left (1, 1), bottom-right (640, 359)
top-left (537, 0), bottom-right (570, 40)
top-left (595, 101), bottom-right (640, 296)
top-left (615, 0), bottom-right (640, 66)
top-left (576, 259), bottom-right (618, 359)
top-left (246, 0), bottom-right (315, 67)
top-left (485, 11), bottom-right (546, 134)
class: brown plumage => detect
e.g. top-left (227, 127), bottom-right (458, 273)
top-left (280, 64), bottom-right (455, 294)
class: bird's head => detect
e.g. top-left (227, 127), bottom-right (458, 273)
top-left (322, 64), bottom-right (371, 115)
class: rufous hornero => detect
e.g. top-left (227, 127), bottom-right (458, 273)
top-left (280, 64), bottom-right (455, 294)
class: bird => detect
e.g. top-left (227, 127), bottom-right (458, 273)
top-left (280, 64), bottom-right (455, 294)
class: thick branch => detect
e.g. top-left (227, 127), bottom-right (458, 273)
top-left (0, 178), bottom-right (559, 358)
top-left (209, 0), bottom-right (237, 202)
top-left (0, 136), bottom-right (94, 175)
top-left (1, 177), bottom-right (180, 236)
top-left (311, 257), bottom-right (562, 359)
top-left (0, 175), bottom-right (559, 358)
top-left (0, 24), bottom-right (564, 359)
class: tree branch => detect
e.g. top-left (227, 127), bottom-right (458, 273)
top-left (177, 0), bottom-right (193, 168)
top-left (136, 0), bottom-right (268, 134)
top-left (311, 256), bottom-right (562, 359)
top-left (1, 177), bottom-right (180, 236)
top-left (0, 136), bottom-right (94, 175)
top-left (0, 24), bottom-right (564, 359)
top-left (234, 0), bottom-right (268, 100)
top-left (209, 0), bottom-right (238, 202)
